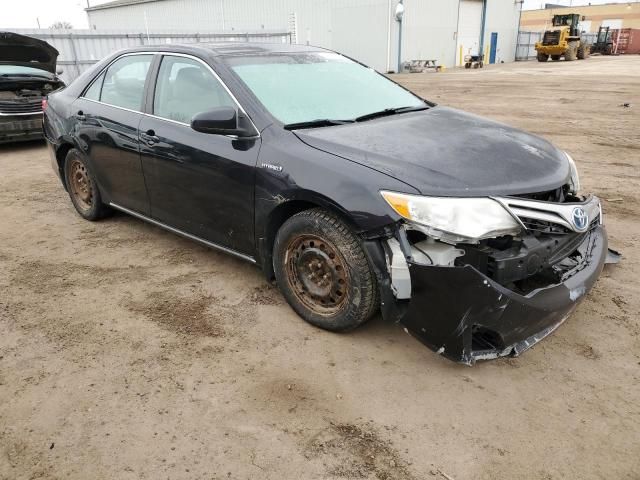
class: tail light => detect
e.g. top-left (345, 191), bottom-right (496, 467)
top-left (42, 98), bottom-right (48, 112)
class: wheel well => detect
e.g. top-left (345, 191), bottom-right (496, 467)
top-left (259, 200), bottom-right (357, 280)
top-left (55, 142), bottom-right (74, 188)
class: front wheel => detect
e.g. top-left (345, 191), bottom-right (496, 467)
top-left (565, 41), bottom-right (578, 61)
top-left (273, 208), bottom-right (378, 332)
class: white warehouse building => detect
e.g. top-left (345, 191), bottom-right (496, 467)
top-left (86, 0), bottom-right (523, 71)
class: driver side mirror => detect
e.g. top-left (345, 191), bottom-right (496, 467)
top-left (191, 106), bottom-right (256, 137)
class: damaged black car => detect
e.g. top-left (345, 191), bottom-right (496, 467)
top-left (43, 43), bottom-right (618, 364)
top-left (0, 32), bottom-right (65, 144)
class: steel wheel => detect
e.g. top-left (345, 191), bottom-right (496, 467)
top-left (68, 158), bottom-right (93, 212)
top-left (284, 234), bottom-right (350, 316)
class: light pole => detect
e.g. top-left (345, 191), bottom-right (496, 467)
top-left (395, 0), bottom-right (404, 72)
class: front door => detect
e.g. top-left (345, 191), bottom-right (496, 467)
top-left (73, 53), bottom-right (153, 215)
top-left (139, 54), bottom-right (259, 256)
top-left (489, 32), bottom-right (498, 64)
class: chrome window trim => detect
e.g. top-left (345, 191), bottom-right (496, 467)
top-left (109, 202), bottom-right (256, 264)
top-left (78, 51), bottom-right (260, 137)
top-left (82, 97), bottom-right (142, 115)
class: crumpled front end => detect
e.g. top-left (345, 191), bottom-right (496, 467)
top-left (371, 191), bottom-right (616, 365)
top-left (402, 225), bottom-right (607, 365)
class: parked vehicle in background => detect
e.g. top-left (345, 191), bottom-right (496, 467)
top-left (591, 26), bottom-right (615, 55)
top-left (535, 14), bottom-right (591, 62)
top-left (43, 43), bottom-right (616, 365)
top-left (0, 32), bottom-right (65, 144)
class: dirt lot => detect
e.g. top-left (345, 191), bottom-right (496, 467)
top-left (1, 56), bottom-right (639, 480)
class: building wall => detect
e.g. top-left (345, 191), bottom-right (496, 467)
top-left (521, 2), bottom-right (640, 33)
top-left (86, 0), bottom-right (522, 70)
top-left (484, 0), bottom-right (521, 64)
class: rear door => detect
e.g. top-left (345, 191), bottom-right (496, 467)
top-left (72, 53), bottom-right (154, 215)
top-left (138, 54), bottom-right (259, 256)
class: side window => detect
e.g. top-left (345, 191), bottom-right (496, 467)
top-left (153, 56), bottom-right (235, 124)
top-left (83, 71), bottom-right (105, 101)
top-left (100, 55), bottom-right (152, 111)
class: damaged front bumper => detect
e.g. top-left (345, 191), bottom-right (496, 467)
top-left (0, 114), bottom-right (44, 144)
top-left (386, 225), bottom-right (610, 365)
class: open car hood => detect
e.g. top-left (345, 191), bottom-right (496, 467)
top-left (294, 106), bottom-right (571, 197)
top-left (0, 32), bottom-right (59, 74)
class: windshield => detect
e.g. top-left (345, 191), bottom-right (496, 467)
top-left (226, 52), bottom-right (424, 125)
top-left (0, 65), bottom-right (52, 77)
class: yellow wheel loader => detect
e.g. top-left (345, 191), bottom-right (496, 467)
top-left (535, 14), bottom-right (591, 62)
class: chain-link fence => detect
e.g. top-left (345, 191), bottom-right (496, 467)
top-left (10, 29), bottom-right (292, 83)
top-left (516, 31), bottom-right (597, 61)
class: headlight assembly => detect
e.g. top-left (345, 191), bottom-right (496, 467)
top-left (381, 191), bottom-right (522, 242)
top-left (565, 151), bottom-right (580, 195)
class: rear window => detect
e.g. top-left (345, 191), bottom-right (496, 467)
top-left (99, 55), bottom-right (152, 111)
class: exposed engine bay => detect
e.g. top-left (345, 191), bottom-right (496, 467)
top-left (0, 80), bottom-right (62, 115)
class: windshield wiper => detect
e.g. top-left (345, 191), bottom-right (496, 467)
top-left (284, 118), bottom-right (355, 130)
top-left (355, 105), bottom-right (429, 123)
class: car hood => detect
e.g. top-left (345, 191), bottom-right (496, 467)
top-left (0, 32), bottom-right (59, 74)
top-left (294, 106), bottom-right (571, 197)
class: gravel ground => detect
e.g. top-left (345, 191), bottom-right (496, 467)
top-left (1, 55), bottom-right (639, 480)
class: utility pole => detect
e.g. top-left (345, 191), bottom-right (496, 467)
top-left (395, 0), bottom-right (404, 73)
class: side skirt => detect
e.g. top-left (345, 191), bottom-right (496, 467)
top-left (109, 202), bottom-right (257, 264)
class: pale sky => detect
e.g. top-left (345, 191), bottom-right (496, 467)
top-left (0, 0), bottom-right (635, 30)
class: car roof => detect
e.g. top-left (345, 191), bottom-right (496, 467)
top-left (118, 42), bottom-right (327, 57)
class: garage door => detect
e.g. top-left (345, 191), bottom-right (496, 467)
top-left (456, 0), bottom-right (483, 66)
top-left (601, 19), bottom-right (623, 29)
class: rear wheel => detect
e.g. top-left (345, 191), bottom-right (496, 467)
top-left (551, 55), bottom-right (561, 61)
top-left (577, 44), bottom-right (588, 59)
top-left (64, 149), bottom-right (111, 221)
top-left (273, 208), bottom-right (378, 332)
top-left (537, 52), bottom-right (549, 62)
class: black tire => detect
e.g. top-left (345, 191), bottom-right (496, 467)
top-left (565, 42), bottom-right (578, 61)
top-left (63, 148), bottom-right (111, 221)
top-left (577, 44), bottom-right (588, 60)
top-left (537, 52), bottom-right (549, 62)
top-left (551, 55), bottom-right (561, 61)
top-left (273, 208), bottom-right (378, 332)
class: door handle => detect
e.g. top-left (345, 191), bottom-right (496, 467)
top-left (140, 129), bottom-right (159, 145)
top-left (75, 110), bottom-right (86, 121)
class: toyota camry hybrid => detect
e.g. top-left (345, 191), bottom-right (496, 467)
top-left (43, 43), bottom-right (619, 365)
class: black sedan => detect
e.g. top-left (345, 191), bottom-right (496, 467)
top-left (43, 43), bottom-right (617, 365)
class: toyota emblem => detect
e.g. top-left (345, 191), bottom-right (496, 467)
top-left (572, 207), bottom-right (588, 231)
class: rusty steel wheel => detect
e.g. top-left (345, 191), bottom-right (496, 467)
top-left (284, 234), bottom-right (350, 316)
top-left (68, 157), bottom-right (94, 212)
top-left (273, 208), bottom-right (378, 332)
top-left (63, 148), bottom-right (111, 221)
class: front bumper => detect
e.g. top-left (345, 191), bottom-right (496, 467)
top-left (0, 114), bottom-right (44, 144)
top-left (399, 225), bottom-right (608, 365)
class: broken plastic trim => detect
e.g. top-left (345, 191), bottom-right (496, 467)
top-left (385, 223), bottom-right (609, 365)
